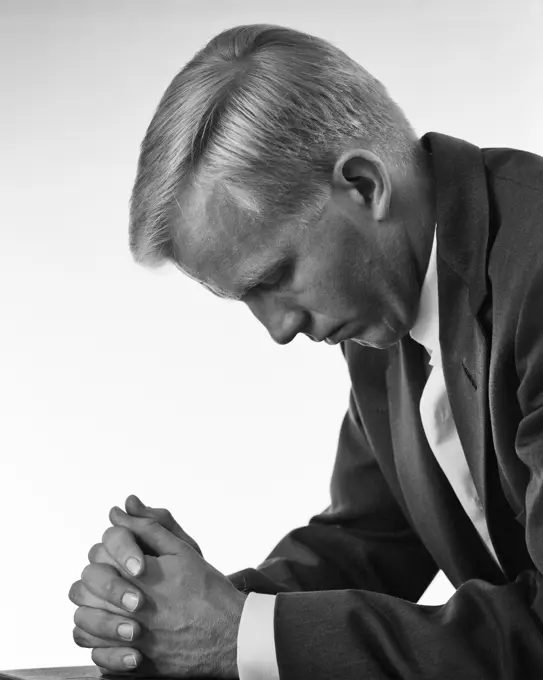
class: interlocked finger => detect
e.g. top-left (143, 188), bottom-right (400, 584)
top-left (74, 605), bottom-right (142, 644)
top-left (91, 646), bottom-right (143, 673)
top-left (73, 625), bottom-right (134, 649)
top-left (80, 562), bottom-right (143, 614)
top-left (88, 542), bottom-right (118, 569)
top-left (68, 579), bottom-right (129, 616)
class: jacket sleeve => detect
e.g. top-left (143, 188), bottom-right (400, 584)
top-left (269, 261), bottom-right (543, 680)
top-left (229, 343), bottom-right (438, 603)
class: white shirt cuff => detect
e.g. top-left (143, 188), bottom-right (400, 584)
top-left (237, 592), bottom-right (279, 680)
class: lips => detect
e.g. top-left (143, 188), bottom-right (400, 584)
top-left (325, 325), bottom-right (347, 345)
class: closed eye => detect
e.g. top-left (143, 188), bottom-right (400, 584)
top-left (258, 265), bottom-right (290, 292)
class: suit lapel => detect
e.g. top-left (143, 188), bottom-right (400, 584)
top-left (426, 132), bottom-right (492, 512)
top-left (425, 133), bottom-right (529, 579)
top-left (437, 258), bottom-right (489, 513)
top-left (386, 336), bottom-right (505, 585)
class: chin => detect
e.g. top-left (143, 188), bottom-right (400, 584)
top-left (352, 321), bottom-right (408, 349)
top-left (352, 337), bottom-right (397, 350)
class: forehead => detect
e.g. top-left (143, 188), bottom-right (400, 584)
top-left (170, 181), bottom-right (292, 297)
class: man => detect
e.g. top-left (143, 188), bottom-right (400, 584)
top-left (68, 23), bottom-right (543, 679)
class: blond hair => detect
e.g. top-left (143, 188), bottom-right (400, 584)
top-left (129, 24), bottom-right (419, 267)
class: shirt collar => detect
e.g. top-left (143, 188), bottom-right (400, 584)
top-left (409, 226), bottom-right (440, 364)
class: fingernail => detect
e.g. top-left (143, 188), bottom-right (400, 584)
top-left (121, 592), bottom-right (139, 611)
top-left (123, 654), bottom-right (137, 668)
top-left (117, 623), bottom-right (134, 641)
top-left (126, 557), bottom-right (141, 576)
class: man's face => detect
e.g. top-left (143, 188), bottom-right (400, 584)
top-left (172, 177), bottom-right (421, 350)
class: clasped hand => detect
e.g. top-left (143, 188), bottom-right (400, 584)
top-left (68, 495), bottom-right (246, 678)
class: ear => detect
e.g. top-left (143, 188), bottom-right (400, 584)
top-left (332, 149), bottom-right (392, 221)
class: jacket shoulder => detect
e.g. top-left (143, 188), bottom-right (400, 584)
top-left (482, 146), bottom-right (543, 192)
top-left (484, 146), bottom-right (543, 339)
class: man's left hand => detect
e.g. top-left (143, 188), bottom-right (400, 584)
top-left (69, 511), bottom-right (247, 678)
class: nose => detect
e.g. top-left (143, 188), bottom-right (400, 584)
top-left (246, 299), bottom-right (308, 345)
top-left (269, 309), bottom-right (308, 344)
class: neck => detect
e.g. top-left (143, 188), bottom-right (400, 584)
top-left (393, 148), bottom-right (437, 286)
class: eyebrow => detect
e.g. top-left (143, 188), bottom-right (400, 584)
top-left (174, 266), bottom-right (238, 301)
top-left (172, 258), bottom-right (281, 302)
top-left (234, 260), bottom-right (283, 300)
top-left (206, 260), bottom-right (282, 302)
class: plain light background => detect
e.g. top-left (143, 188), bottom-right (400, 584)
top-left (1, 0), bottom-right (542, 670)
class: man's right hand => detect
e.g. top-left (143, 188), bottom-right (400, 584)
top-left (87, 494), bottom-right (203, 579)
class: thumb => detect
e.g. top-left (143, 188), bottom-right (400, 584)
top-left (124, 495), bottom-right (155, 519)
top-left (124, 495), bottom-right (179, 534)
top-left (124, 494), bottom-right (203, 556)
top-left (110, 506), bottom-right (186, 557)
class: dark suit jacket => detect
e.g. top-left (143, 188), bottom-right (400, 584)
top-left (229, 133), bottom-right (543, 679)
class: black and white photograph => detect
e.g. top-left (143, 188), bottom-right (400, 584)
top-left (1, 1), bottom-right (543, 678)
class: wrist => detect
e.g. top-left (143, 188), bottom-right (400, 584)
top-left (219, 590), bottom-right (247, 679)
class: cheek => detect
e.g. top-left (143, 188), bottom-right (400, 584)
top-left (295, 271), bottom-right (362, 315)
top-left (297, 233), bottom-right (373, 312)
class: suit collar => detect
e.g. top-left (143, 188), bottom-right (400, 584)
top-left (421, 132), bottom-right (491, 316)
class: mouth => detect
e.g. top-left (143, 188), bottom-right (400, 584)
top-left (324, 325), bottom-right (349, 345)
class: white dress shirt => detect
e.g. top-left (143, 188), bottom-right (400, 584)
top-left (237, 227), bottom-right (501, 680)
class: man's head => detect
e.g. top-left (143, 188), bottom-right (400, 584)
top-left (129, 24), bottom-right (435, 348)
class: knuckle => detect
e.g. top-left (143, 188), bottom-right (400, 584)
top-left (81, 562), bottom-right (121, 603)
top-left (103, 525), bottom-right (139, 562)
top-left (103, 576), bottom-right (116, 598)
top-left (73, 625), bottom-right (88, 647)
top-left (101, 525), bottom-right (120, 545)
top-left (87, 543), bottom-right (102, 563)
top-left (90, 649), bottom-right (103, 667)
top-left (73, 606), bottom-right (90, 629)
top-left (81, 562), bottom-right (95, 582)
top-left (92, 647), bottom-right (135, 671)
top-left (156, 507), bottom-right (173, 522)
top-left (90, 544), bottom-right (115, 567)
top-left (68, 581), bottom-right (80, 604)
